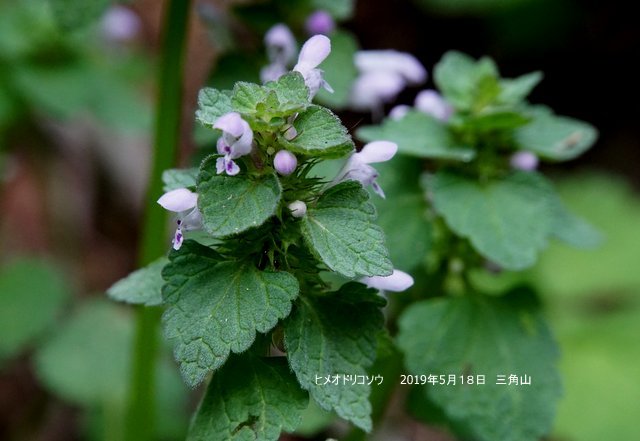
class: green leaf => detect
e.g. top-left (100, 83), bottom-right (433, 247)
top-left (515, 109), bottom-right (598, 161)
top-left (284, 283), bottom-right (385, 431)
top-left (197, 157), bottom-right (281, 237)
top-left (35, 300), bottom-right (133, 405)
top-left (162, 241), bottom-right (299, 386)
top-left (356, 111), bottom-right (475, 161)
top-left (316, 31), bottom-right (359, 109)
top-left (0, 259), bottom-right (69, 361)
top-left (48, 0), bottom-right (110, 30)
top-left (459, 110), bottom-right (531, 132)
top-left (281, 105), bottom-right (354, 158)
top-left (433, 51), bottom-right (500, 112)
top-left (498, 71), bottom-right (543, 104)
top-left (107, 258), bottom-right (168, 306)
top-left (302, 181), bottom-right (393, 278)
top-left (373, 157), bottom-right (432, 271)
top-left (196, 88), bottom-right (233, 128)
top-left (312, 0), bottom-right (355, 19)
top-left (429, 170), bottom-right (555, 270)
top-left (550, 198), bottom-right (602, 248)
top-left (397, 289), bottom-right (562, 441)
top-left (162, 168), bottom-right (198, 192)
top-left (231, 73), bottom-right (309, 120)
top-left (188, 354), bottom-right (308, 441)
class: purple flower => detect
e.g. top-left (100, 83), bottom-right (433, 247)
top-left (274, 150), bottom-right (298, 176)
top-left (510, 151), bottom-right (539, 171)
top-left (288, 200), bottom-right (307, 218)
top-left (294, 35), bottom-right (333, 98)
top-left (305, 10), bottom-right (335, 35)
top-left (214, 112), bottom-right (253, 176)
top-left (101, 6), bottom-right (141, 42)
top-left (414, 89), bottom-right (453, 122)
top-left (333, 141), bottom-right (398, 198)
top-left (157, 188), bottom-right (202, 250)
top-left (264, 24), bottom-right (297, 65)
top-left (389, 105), bottom-right (411, 120)
top-left (361, 269), bottom-right (414, 292)
top-left (349, 50), bottom-right (427, 113)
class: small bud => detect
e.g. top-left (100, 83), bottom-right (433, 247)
top-left (389, 105), bottom-right (411, 120)
top-left (305, 10), bottom-right (335, 35)
top-left (274, 150), bottom-right (297, 176)
top-left (414, 89), bottom-right (453, 121)
top-left (510, 151), bottom-right (539, 171)
top-left (288, 200), bottom-right (307, 218)
top-left (101, 6), bottom-right (141, 42)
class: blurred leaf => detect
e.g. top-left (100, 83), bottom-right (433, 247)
top-left (515, 107), bottom-right (598, 161)
top-left (459, 110), bottom-right (531, 132)
top-left (187, 354), bottom-right (308, 441)
top-left (312, 0), bottom-right (355, 19)
top-left (107, 258), bottom-right (167, 307)
top-left (550, 197), bottom-right (602, 249)
top-left (35, 299), bottom-right (132, 405)
top-left (357, 111), bottom-right (475, 161)
top-left (428, 170), bottom-right (555, 270)
top-left (316, 31), bottom-right (358, 109)
top-left (397, 289), bottom-right (561, 441)
top-left (294, 400), bottom-right (335, 437)
top-left (0, 259), bottom-right (70, 362)
top-left (498, 71), bottom-right (543, 104)
top-left (284, 283), bottom-right (385, 431)
top-left (433, 51), bottom-right (499, 112)
top-left (414, 0), bottom-right (534, 15)
top-left (535, 173), bottom-right (640, 298)
top-left (162, 241), bottom-right (299, 387)
top-left (48, 0), bottom-right (111, 31)
top-left (374, 156), bottom-right (432, 271)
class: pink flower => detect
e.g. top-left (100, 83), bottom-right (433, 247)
top-left (214, 112), bottom-right (253, 176)
top-left (361, 269), bottom-right (414, 292)
top-left (414, 89), bottom-right (453, 121)
top-left (293, 35), bottom-right (333, 98)
top-left (157, 188), bottom-right (202, 250)
top-left (333, 141), bottom-right (398, 198)
top-left (305, 10), bottom-right (335, 35)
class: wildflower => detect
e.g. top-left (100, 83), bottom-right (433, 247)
top-left (157, 188), bottom-right (202, 250)
top-left (333, 141), bottom-right (398, 198)
top-left (349, 50), bottom-right (427, 114)
top-left (389, 104), bottom-right (411, 120)
top-left (305, 10), bottom-right (335, 35)
top-left (214, 112), bottom-right (253, 176)
top-left (288, 200), bottom-right (307, 218)
top-left (510, 151), bottom-right (539, 171)
top-left (274, 150), bottom-right (298, 176)
top-left (414, 89), bottom-right (453, 121)
top-left (361, 269), bottom-right (414, 292)
top-left (101, 5), bottom-right (141, 42)
top-left (293, 35), bottom-right (333, 98)
top-left (261, 24), bottom-right (297, 83)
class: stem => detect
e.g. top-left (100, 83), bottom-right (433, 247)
top-left (124, 1), bottom-right (191, 440)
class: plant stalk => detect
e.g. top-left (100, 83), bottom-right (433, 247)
top-left (124, 1), bottom-right (191, 440)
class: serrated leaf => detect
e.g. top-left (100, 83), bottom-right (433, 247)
top-left (498, 71), bottom-right (543, 104)
top-left (356, 111), bottom-right (475, 161)
top-left (188, 354), bottom-right (308, 441)
top-left (264, 72), bottom-right (309, 113)
top-left (34, 300), bottom-right (132, 405)
top-left (316, 31), bottom-right (359, 109)
top-left (433, 51), bottom-right (499, 111)
top-left (231, 81), bottom-right (266, 114)
top-left (196, 88), bottom-right (233, 128)
top-left (302, 181), bottom-right (392, 278)
top-left (516, 110), bottom-right (598, 161)
top-left (281, 105), bottom-right (354, 158)
top-left (284, 283), bottom-right (385, 431)
top-left (162, 241), bottom-right (299, 386)
top-left (197, 157), bottom-right (281, 237)
top-left (231, 73), bottom-right (309, 120)
top-left (107, 258), bottom-right (167, 306)
top-left (429, 170), bottom-right (555, 270)
top-left (397, 289), bottom-right (561, 441)
top-left (162, 168), bottom-right (198, 192)
top-left (0, 259), bottom-right (69, 361)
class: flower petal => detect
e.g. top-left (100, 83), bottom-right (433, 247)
top-left (361, 269), bottom-right (414, 292)
top-left (157, 188), bottom-right (198, 212)
top-left (294, 34), bottom-right (331, 73)
top-left (213, 112), bottom-right (245, 138)
top-left (414, 89), bottom-right (453, 121)
top-left (355, 50), bottom-right (427, 85)
top-left (357, 141), bottom-right (398, 164)
top-left (265, 24), bottom-right (297, 64)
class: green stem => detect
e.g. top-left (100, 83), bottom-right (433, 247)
top-left (124, 1), bottom-right (191, 440)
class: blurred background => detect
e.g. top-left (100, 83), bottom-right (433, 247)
top-left (1, 0), bottom-right (638, 440)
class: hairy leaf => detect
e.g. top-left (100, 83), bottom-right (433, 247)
top-left (196, 88), bottom-right (233, 128)
top-left (107, 258), bottom-right (167, 306)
